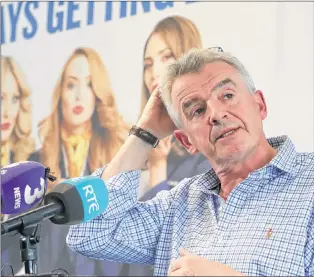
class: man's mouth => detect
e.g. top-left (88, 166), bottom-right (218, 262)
top-left (216, 128), bottom-right (239, 141)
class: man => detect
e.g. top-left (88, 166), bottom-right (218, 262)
top-left (67, 48), bottom-right (314, 276)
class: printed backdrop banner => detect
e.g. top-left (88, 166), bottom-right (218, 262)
top-left (1, 1), bottom-right (313, 276)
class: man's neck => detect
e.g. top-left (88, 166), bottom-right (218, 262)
top-left (214, 138), bottom-right (277, 200)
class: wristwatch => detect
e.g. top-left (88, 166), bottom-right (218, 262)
top-left (128, 125), bottom-right (159, 148)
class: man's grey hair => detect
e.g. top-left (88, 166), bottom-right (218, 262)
top-left (160, 48), bottom-right (256, 127)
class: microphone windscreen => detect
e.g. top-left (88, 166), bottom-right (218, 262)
top-left (1, 161), bottom-right (48, 214)
top-left (56, 176), bottom-right (109, 223)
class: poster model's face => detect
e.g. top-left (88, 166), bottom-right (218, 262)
top-left (61, 55), bottom-right (96, 130)
top-left (144, 33), bottom-right (176, 94)
top-left (1, 70), bottom-right (21, 142)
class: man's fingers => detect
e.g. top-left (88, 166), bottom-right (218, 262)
top-left (179, 248), bottom-right (195, 257)
top-left (151, 85), bottom-right (162, 97)
top-left (169, 267), bottom-right (195, 276)
top-left (168, 259), bottom-right (182, 275)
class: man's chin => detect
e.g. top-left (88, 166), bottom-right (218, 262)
top-left (216, 148), bottom-right (244, 162)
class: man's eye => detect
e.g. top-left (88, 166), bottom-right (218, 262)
top-left (193, 108), bottom-right (205, 117)
top-left (224, 93), bottom-right (234, 100)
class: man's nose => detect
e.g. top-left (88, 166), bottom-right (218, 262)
top-left (207, 100), bottom-right (227, 125)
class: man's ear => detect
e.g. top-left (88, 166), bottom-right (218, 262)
top-left (173, 130), bottom-right (199, 155)
top-left (253, 90), bottom-right (267, 120)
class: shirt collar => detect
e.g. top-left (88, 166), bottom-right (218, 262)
top-left (196, 135), bottom-right (298, 194)
top-left (266, 135), bottom-right (297, 175)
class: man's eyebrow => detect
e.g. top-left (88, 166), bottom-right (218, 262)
top-left (212, 78), bottom-right (236, 92)
top-left (183, 98), bottom-right (199, 112)
top-left (180, 79), bottom-right (235, 113)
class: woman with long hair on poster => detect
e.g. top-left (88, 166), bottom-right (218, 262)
top-left (1, 56), bottom-right (35, 167)
top-left (28, 47), bottom-right (129, 276)
top-left (1, 56), bottom-right (37, 276)
top-left (139, 16), bottom-right (211, 198)
top-left (30, 47), bottom-right (129, 190)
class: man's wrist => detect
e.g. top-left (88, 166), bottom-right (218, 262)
top-left (129, 125), bottom-right (160, 148)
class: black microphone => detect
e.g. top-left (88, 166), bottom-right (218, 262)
top-left (1, 175), bottom-right (109, 235)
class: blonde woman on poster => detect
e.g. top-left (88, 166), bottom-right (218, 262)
top-left (1, 56), bottom-right (35, 167)
top-left (1, 56), bottom-right (37, 276)
top-left (139, 16), bottom-right (210, 198)
top-left (29, 47), bottom-right (129, 190)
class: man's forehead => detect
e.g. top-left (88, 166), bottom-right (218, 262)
top-left (171, 62), bottom-right (237, 102)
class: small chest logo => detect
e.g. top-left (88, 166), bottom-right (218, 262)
top-left (266, 228), bottom-right (273, 239)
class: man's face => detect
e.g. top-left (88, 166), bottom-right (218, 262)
top-left (172, 62), bottom-right (267, 167)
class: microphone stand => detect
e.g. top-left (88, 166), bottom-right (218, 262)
top-left (19, 223), bottom-right (40, 275)
top-left (18, 223), bottom-right (67, 277)
top-left (9, 167), bottom-right (67, 277)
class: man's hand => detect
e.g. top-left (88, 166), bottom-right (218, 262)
top-left (137, 86), bottom-right (177, 140)
top-left (168, 248), bottom-right (245, 276)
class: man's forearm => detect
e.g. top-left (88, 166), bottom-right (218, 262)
top-left (102, 134), bottom-right (153, 181)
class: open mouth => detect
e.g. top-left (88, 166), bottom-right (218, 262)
top-left (216, 128), bottom-right (239, 141)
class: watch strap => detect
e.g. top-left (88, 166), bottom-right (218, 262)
top-left (129, 125), bottom-right (159, 148)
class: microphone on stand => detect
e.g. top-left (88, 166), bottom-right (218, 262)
top-left (1, 161), bottom-right (109, 277)
top-left (1, 161), bottom-right (56, 215)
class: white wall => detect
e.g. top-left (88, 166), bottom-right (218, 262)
top-left (264, 2), bottom-right (314, 151)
